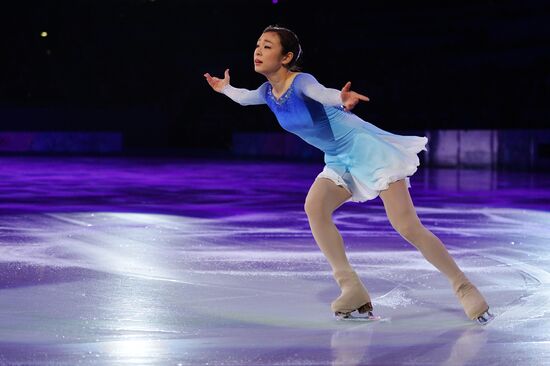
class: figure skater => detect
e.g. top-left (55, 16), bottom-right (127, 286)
top-left (204, 25), bottom-right (493, 324)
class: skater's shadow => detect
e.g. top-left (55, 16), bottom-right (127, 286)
top-left (440, 326), bottom-right (489, 366)
top-left (330, 323), bottom-right (374, 366)
top-left (330, 322), bottom-right (488, 365)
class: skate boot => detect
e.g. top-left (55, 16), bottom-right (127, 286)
top-left (331, 269), bottom-right (373, 319)
top-left (451, 272), bottom-right (493, 324)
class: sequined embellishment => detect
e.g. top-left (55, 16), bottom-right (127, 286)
top-left (268, 83), bottom-right (294, 105)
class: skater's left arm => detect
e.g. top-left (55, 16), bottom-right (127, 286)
top-left (297, 73), bottom-right (370, 111)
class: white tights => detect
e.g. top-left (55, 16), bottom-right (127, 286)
top-left (304, 178), bottom-right (464, 283)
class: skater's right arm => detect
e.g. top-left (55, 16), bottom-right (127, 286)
top-left (204, 68), bottom-right (267, 106)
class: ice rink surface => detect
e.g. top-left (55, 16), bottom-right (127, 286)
top-left (0, 157), bottom-right (549, 365)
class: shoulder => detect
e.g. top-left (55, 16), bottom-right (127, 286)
top-left (293, 72), bottom-right (319, 88)
top-left (295, 72), bottom-right (315, 81)
top-left (293, 73), bottom-right (324, 96)
top-left (257, 81), bottom-right (270, 94)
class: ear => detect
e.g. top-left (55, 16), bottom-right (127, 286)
top-left (282, 51), bottom-right (294, 66)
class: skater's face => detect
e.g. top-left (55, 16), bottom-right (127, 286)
top-left (253, 32), bottom-right (294, 75)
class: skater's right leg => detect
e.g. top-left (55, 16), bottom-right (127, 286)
top-left (305, 178), bottom-right (372, 317)
top-left (304, 177), bottom-right (353, 273)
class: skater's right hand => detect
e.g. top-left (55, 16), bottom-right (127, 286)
top-left (204, 68), bottom-right (230, 93)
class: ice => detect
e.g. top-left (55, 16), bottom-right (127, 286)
top-left (0, 157), bottom-right (549, 365)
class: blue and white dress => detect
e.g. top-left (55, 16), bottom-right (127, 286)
top-left (221, 72), bottom-right (428, 203)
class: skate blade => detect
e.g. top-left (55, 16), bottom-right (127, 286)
top-left (334, 310), bottom-right (382, 322)
top-left (476, 310), bottom-right (495, 325)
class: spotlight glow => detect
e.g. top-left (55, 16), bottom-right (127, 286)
top-left (40, 31), bottom-right (48, 38)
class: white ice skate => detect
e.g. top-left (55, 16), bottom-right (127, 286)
top-left (334, 308), bottom-right (383, 322)
top-left (475, 309), bottom-right (495, 325)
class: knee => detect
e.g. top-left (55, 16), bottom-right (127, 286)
top-left (393, 219), bottom-right (424, 243)
top-left (304, 197), bottom-right (331, 220)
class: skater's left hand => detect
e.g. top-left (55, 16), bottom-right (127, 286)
top-left (340, 81), bottom-right (370, 111)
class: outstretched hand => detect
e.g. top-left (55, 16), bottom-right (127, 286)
top-left (340, 81), bottom-right (370, 111)
top-left (204, 68), bottom-right (230, 93)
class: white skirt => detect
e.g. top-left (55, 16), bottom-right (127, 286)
top-left (315, 165), bottom-right (412, 203)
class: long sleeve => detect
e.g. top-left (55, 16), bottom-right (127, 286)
top-left (295, 73), bottom-right (342, 107)
top-left (220, 82), bottom-right (268, 106)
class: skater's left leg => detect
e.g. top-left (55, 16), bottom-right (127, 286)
top-left (378, 179), bottom-right (461, 280)
top-left (378, 179), bottom-right (489, 320)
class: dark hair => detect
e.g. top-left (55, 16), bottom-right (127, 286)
top-left (262, 25), bottom-right (303, 72)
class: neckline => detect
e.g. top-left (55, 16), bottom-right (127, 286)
top-left (269, 73), bottom-right (302, 103)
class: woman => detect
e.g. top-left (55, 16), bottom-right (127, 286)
top-left (204, 25), bottom-right (493, 324)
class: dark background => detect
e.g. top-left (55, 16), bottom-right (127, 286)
top-left (0, 0), bottom-right (548, 151)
